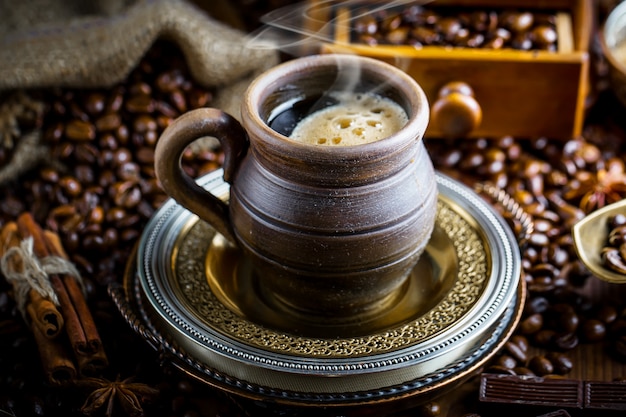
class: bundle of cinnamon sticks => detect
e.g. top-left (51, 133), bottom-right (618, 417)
top-left (0, 213), bottom-right (107, 385)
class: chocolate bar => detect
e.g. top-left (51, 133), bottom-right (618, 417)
top-left (480, 374), bottom-right (626, 411)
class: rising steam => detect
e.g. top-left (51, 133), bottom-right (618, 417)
top-left (245, 0), bottom-right (432, 55)
top-left (245, 1), bottom-right (432, 134)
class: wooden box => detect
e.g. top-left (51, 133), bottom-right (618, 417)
top-left (308, 0), bottom-right (592, 139)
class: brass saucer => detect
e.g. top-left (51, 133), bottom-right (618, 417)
top-left (206, 212), bottom-right (459, 338)
top-left (113, 169), bottom-right (523, 409)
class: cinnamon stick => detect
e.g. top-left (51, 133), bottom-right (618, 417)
top-left (26, 290), bottom-right (64, 338)
top-left (32, 324), bottom-right (77, 385)
top-left (1, 221), bottom-right (64, 338)
top-left (43, 229), bottom-right (108, 373)
top-left (16, 213), bottom-right (108, 374)
top-left (0, 222), bottom-right (23, 274)
top-left (0, 221), bottom-right (76, 384)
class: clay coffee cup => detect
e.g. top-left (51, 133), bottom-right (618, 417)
top-left (154, 54), bottom-right (438, 321)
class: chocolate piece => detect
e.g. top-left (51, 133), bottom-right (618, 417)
top-left (584, 381), bottom-right (626, 410)
top-left (480, 374), bottom-right (626, 411)
top-left (479, 374), bottom-right (582, 408)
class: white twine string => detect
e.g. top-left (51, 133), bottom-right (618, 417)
top-left (0, 237), bottom-right (84, 319)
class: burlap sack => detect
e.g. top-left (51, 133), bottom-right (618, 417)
top-left (0, 0), bottom-right (279, 184)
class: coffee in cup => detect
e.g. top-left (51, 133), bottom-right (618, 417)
top-left (278, 91), bottom-right (409, 146)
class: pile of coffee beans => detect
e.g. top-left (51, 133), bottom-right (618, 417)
top-left (351, 5), bottom-right (559, 50)
top-left (427, 116), bottom-right (626, 390)
top-left (1, 42), bottom-right (222, 293)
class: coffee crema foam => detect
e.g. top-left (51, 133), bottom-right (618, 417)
top-left (289, 92), bottom-right (408, 146)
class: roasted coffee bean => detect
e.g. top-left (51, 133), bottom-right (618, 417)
top-left (533, 329), bottom-right (556, 347)
top-left (99, 132), bottom-right (119, 150)
top-left (411, 26), bottom-right (440, 44)
top-left (532, 218), bottom-right (553, 234)
top-left (68, 101), bottom-right (89, 122)
top-left (609, 226), bottom-right (626, 246)
top-left (528, 276), bottom-right (555, 293)
top-left (495, 354), bottom-right (517, 369)
top-left (120, 228), bottom-right (140, 243)
top-left (73, 143), bottom-right (100, 165)
top-left (125, 94), bottom-right (155, 113)
top-left (529, 232), bottom-right (552, 247)
top-left (504, 340), bottom-right (527, 363)
top-left (614, 335), bottom-right (626, 360)
top-left (95, 113), bottom-right (122, 132)
top-left (436, 17), bottom-right (462, 41)
top-left (528, 355), bottom-right (554, 376)
top-left (596, 305), bottom-right (618, 324)
top-left (580, 319), bottom-right (606, 342)
top-left (465, 33), bottom-right (485, 48)
top-left (546, 352), bottom-right (573, 375)
top-left (116, 213), bottom-right (141, 229)
top-left (548, 303), bottom-right (579, 334)
top-left (116, 162), bottom-right (141, 181)
top-left (509, 335), bottom-right (529, 352)
top-left (115, 124), bottom-right (130, 144)
top-left (102, 228), bottom-right (119, 249)
top-left (133, 114), bottom-right (157, 133)
top-left (355, 15), bottom-right (378, 36)
top-left (65, 119), bottom-right (96, 141)
top-left (58, 176), bottom-right (83, 198)
top-left (548, 245), bottom-right (569, 266)
top-left (44, 121), bottom-right (65, 143)
top-left (170, 90), bottom-right (188, 113)
top-left (531, 263), bottom-right (559, 280)
top-left (187, 89), bottom-right (212, 109)
top-left (511, 32), bottom-right (533, 50)
top-left (505, 11), bottom-right (534, 33)
top-left (525, 295), bottom-right (550, 315)
top-left (84, 92), bottom-right (106, 116)
top-left (83, 234), bottom-right (104, 251)
top-left (513, 366), bottom-right (535, 376)
top-left (532, 25), bottom-right (557, 48)
top-left (129, 81), bottom-right (152, 97)
top-left (112, 181), bottom-right (142, 208)
top-left (519, 313), bottom-right (543, 335)
top-left (553, 332), bottom-right (579, 351)
top-left (602, 248), bottom-right (626, 273)
top-left (74, 165), bottom-right (95, 184)
top-left (39, 168), bottom-right (59, 183)
top-left (385, 27), bottom-right (409, 45)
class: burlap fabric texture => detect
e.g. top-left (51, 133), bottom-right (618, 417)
top-left (0, 0), bottom-right (279, 185)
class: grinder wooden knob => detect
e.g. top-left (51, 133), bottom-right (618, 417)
top-left (431, 81), bottom-right (482, 138)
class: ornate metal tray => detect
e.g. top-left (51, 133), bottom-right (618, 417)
top-left (111, 170), bottom-right (524, 411)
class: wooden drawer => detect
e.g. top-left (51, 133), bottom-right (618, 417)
top-left (308, 0), bottom-right (592, 139)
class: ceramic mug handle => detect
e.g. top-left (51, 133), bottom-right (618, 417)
top-left (154, 108), bottom-right (249, 244)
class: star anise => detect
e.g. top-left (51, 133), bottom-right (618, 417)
top-left (78, 376), bottom-right (159, 417)
top-left (563, 157), bottom-right (626, 214)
